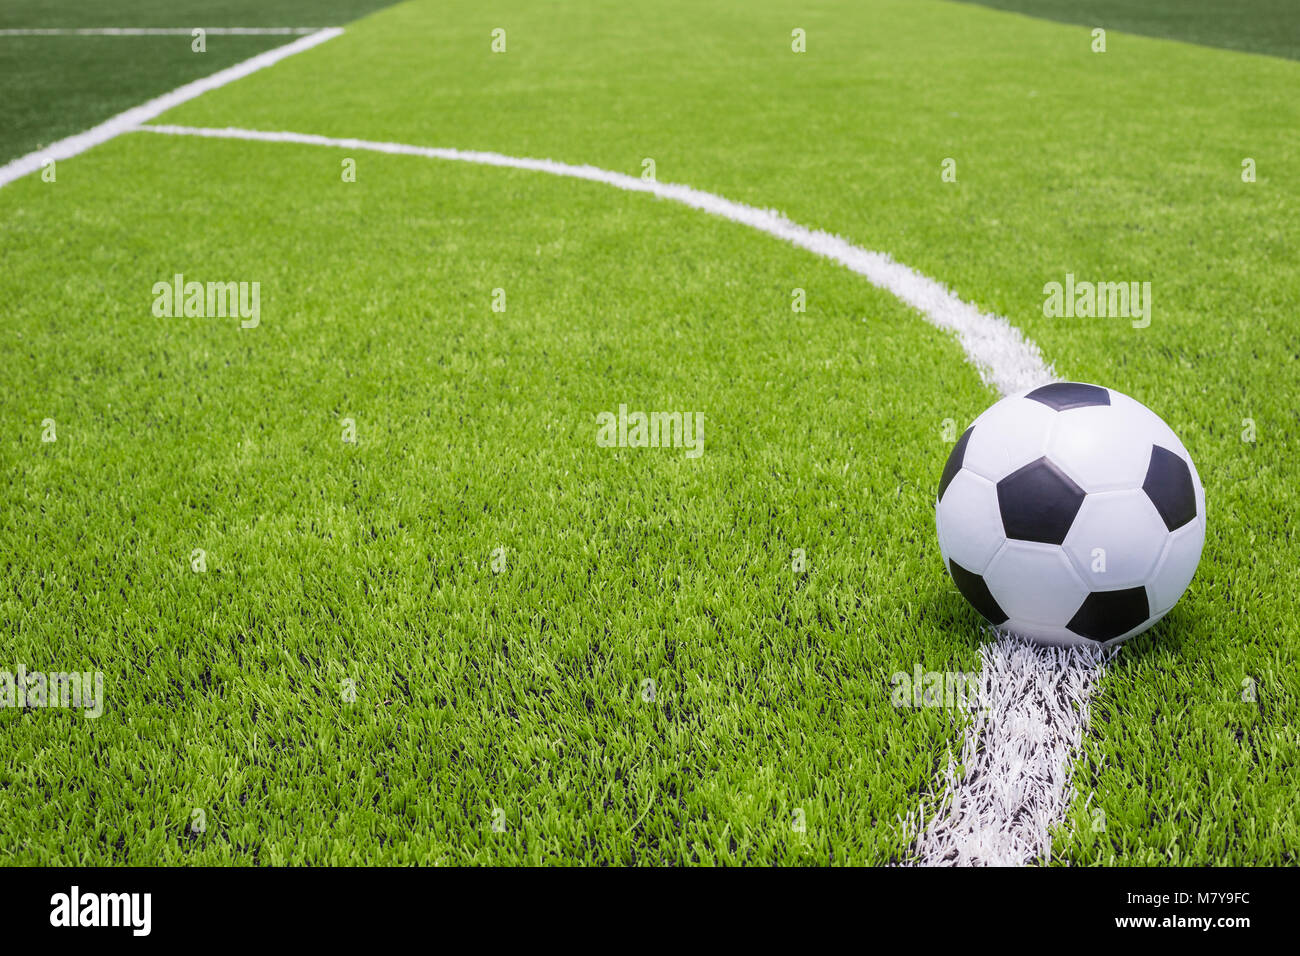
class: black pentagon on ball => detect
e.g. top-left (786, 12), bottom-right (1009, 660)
top-left (996, 457), bottom-right (1086, 545)
top-left (1067, 586), bottom-right (1150, 642)
top-left (948, 559), bottom-right (1008, 625)
top-left (938, 425), bottom-right (973, 502)
top-left (1024, 382), bottom-right (1111, 411)
top-left (1143, 444), bottom-right (1197, 531)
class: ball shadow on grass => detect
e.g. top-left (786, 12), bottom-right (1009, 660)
top-left (921, 579), bottom-right (1196, 661)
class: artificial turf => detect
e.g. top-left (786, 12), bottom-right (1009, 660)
top-left (0, 1), bottom-right (396, 165)
top-left (957, 0), bottom-right (1300, 61)
top-left (0, 130), bottom-right (995, 864)
top-left (0, 0), bottom-right (397, 29)
top-left (1, 0), bottom-right (1297, 864)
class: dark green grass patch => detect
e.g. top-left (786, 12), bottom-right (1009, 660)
top-left (0, 0), bottom-right (396, 164)
top-left (0, 35), bottom-right (287, 164)
top-left (951, 0), bottom-right (1300, 61)
top-left (0, 0), bottom-right (396, 30)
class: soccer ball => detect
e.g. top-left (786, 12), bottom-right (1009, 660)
top-left (936, 382), bottom-right (1205, 647)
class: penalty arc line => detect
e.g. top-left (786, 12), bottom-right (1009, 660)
top-left (137, 123), bottom-right (1052, 397)
top-left (131, 124), bottom-right (1108, 866)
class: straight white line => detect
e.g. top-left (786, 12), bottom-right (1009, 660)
top-left (0, 28), bottom-right (343, 190)
top-left (902, 637), bottom-right (1110, 866)
top-left (0, 28), bottom-right (330, 36)
top-left (134, 123), bottom-right (1056, 397)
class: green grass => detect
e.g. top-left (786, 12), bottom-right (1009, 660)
top-left (2, 0), bottom-right (1298, 864)
top-left (0, 0), bottom-right (396, 29)
top-left (955, 0), bottom-right (1300, 61)
top-left (0, 1), bottom-right (395, 164)
top-left (0, 133), bottom-right (990, 865)
top-left (0, 35), bottom-right (285, 164)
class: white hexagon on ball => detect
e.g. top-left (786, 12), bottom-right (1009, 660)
top-left (1062, 489), bottom-right (1169, 590)
top-left (961, 395), bottom-right (1057, 482)
top-left (936, 469), bottom-right (1004, 574)
top-left (1149, 520), bottom-right (1207, 616)
top-left (984, 540), bottom-right (1089, 628)
top-left (1046, 404), bottom-right (1153, 493)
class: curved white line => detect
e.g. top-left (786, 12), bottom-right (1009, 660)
top-left (126, 122), bottom-right (1088, 866)
top-left (133, 123), bottom-right (1085, 866)
top-left (134, 123), bottom-right (1055, 397)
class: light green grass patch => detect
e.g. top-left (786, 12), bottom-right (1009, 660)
top-left (0, 131), bottom-right (990, 864)
top-left (154, 0), bottom-right (1300, 863)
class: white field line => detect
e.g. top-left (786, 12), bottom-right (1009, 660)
top-left (133, 125), bottom-right (1104, 867)
top-left (16, 98), bottom-right (1092, 863)
top-left (135, 123), bottom-right (1055, 397)
top-left (902, 637), bottom-right (1112, 866)
top-left (132, 124), bottom-right (1096, 865)
top-left (0, 28), bottom-right (343, 190)
top-left (0, 28), bottom-right (330, 36)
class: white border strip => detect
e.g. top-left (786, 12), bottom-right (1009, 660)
top-left (135, 123), bottom-right (1055, 396)
top-left (0, 27), bottom-right (342, 190)
top-left (0, 28), bottom-right (330, 36)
